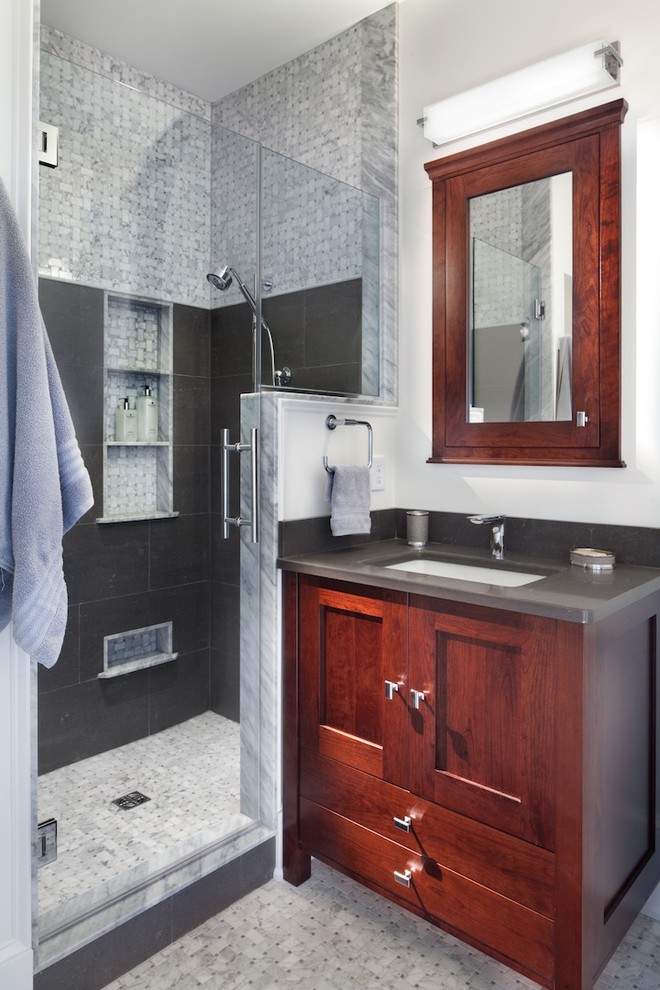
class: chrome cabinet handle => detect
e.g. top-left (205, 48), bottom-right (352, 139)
top-left (393, 869), bottom-right (412, 888)
top-left (393, 815), bottom-right (412, 833)
top-left (221, 427), bottom-right (259, 544)
top-left (410, 689), bottom-right (426, 710)
top-left (384, 680), bottom-right (400, 700)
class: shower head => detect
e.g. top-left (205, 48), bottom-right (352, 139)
top-left (207, 266), bottom-right (233, 291)
top-left (206, 264), bottom-right (288, 388)
top-left (207, 265), bottom-right (257, 311)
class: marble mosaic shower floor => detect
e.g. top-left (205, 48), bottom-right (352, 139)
top-left (103, 859), bottom-right (660, 990)
top-left (38, 712), bottom-right (246, 933)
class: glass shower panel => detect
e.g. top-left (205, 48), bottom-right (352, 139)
top-left (209, 126), bottom-right (275, 829)
top-left (37, 47), bottom-right (264, 969)
top-left (259, 147), bottom-right (380, 396)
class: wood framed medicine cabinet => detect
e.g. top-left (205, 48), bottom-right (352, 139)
top-left (425, 99), bottom-right (627, 466)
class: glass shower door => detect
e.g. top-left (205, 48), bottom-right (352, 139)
top-left (210, 130), bottom-right (277, 833)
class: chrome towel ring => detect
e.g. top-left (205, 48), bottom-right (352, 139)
top-left (322, 414), bottom-right (373, 473)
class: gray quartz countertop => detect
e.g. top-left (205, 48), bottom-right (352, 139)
top-left (278, 539), bottom-right (660, 624)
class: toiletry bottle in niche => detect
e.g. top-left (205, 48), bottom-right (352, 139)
top-left (137, 384), bottom-right (158, 442)
top-left (115, 397), bottom-right (138, 442)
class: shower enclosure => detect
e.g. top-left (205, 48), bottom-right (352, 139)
top-left (36, 27), bottom-right (380, 972)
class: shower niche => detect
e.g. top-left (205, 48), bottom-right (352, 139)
top-left (99, 620), bottom-right (177, 678)
top-left (97, 291), bottom-right (177, 523)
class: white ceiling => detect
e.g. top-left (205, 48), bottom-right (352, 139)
top-left (41, 0), bottom-right (393, 102)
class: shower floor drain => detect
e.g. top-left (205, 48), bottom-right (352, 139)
top-left (112, 790), bottom-right (151, 810)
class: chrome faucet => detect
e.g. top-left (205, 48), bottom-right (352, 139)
top-left (468, 514), bottom-right (506, 559)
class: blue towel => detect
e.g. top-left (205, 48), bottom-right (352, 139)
top-left (324, 465), bottom-right (371, 536)
top-left (0, 176), bottom-right (93, 667)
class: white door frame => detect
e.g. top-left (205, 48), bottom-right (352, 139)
top-left (1, 0), bottom-right (36, 987)
top-left (0, 630), bottom-right (34, 988)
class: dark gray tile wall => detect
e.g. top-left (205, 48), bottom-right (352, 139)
top-left (279, 509), bottom-right (397, 559)
top-left (398, 510), bottom-right (660, 567)
top-left (38, 279), bottom-right (215, 774)
top-left (265, 279), bottom-right (362, 393)
top-left (280, 509), bottom-right (660, 570)
top-left (213, 278), bottom-right (363, 394)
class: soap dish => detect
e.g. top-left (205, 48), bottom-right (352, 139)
top-left (569, 547), bottom-right (616, 571)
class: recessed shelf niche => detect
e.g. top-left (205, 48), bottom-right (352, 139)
top-left (97, 291), bottom-right (178, 523)
top-left (99, 621), bottom-right (177, 679)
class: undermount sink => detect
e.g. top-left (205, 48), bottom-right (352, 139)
top-left (384, 558), bottom-right (546, 588)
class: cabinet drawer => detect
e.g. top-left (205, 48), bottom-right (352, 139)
top-left (300, 798), bottom-right (554, 986)
top-left (301, 748), bottom-right (554, 918)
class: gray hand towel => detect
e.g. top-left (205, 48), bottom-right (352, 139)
top-left (0, 175), bottom-right (94, 667)
top-left (324, 465), bottom-right (371, 536)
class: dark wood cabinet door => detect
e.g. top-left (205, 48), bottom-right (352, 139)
top-left (299, 577), bottom-right (408, 787)
top-left (408, 596), bottom-right (557, 848)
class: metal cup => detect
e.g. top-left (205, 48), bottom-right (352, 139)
top-left (406, 510), bottom-right (429, 547)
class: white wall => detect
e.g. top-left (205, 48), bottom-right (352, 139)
top-left (279, 399), bottom-right (397, 521)
top-left (398, 0), bottom-right (660, 526)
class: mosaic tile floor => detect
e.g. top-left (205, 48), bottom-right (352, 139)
top-left (101, 858), bottom-right (660, 990)
top-left (38, 712), bottom-right (245, 927)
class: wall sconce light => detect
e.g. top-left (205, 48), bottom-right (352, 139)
top-left (420, 40), bottom-right (622, 147)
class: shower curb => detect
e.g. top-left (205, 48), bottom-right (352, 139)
top-left (33, 834), bottom-right (275, 990)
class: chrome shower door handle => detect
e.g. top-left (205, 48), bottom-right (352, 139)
top-left (221, 428), bottom-right (231, 540)
top-left (249, 427), bottom-right (259, 544)
top-left (221, 427), bottom-right (259, 544)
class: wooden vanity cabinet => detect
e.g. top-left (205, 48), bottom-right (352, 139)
top-left (283, 572), bottom-right (660, 990)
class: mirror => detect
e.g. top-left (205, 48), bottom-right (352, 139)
top-left (425, 99), bottom-right (627, 466)
top-left (470, 172), bottom-right (573, 423)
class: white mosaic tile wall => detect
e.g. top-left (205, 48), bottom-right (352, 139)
top-left (39, 34), bottom-right (212, 308)
top-left (105, 295), bottom-right (171, 373)
top-left (213, 28), bottom-right (363, 189)
top-left (40, 26), bottom-right (211, 120)
top-left (260, 150), bottom-right (367, 294)
top-left (209, 125), bottom-right (259, 303)
top-left (104, 446), bottom-right (161, 516)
